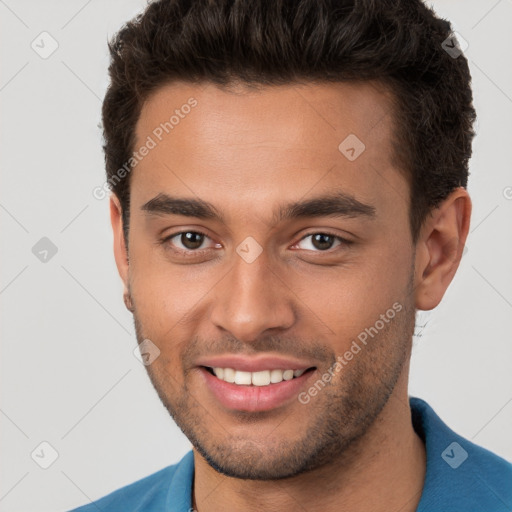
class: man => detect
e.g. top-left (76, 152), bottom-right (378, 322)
top-left (73, 0), bottom-right (512, 510)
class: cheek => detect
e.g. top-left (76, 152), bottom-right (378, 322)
top-left (290, 251), bottom-right (411, 349)
top-left (128, 246), bottom-right (217, 336)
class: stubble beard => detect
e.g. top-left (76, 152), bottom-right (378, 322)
top-left (130, 288), bottom-right (416, 481)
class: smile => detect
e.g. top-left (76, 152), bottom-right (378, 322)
top-left (205, 367), bottom-right (310, 386)
top-left (199, 364), bottom-right (317, 412)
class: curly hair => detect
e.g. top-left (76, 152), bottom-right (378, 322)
top-left (102, 0), bottom-right (476, 244)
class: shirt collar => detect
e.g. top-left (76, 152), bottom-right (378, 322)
top-left (165, 450), bottom-right (194, 512)
top-left (411, 396), bottom-right (511, 511)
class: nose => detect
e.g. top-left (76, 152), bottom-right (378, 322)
top-left (209, 251), bottom-right (295, 343)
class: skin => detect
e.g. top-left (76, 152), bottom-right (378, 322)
top-left (110, 81), bottom-right (471, 512)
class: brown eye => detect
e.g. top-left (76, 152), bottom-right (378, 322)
top-left (311, 233), bottom-right (336, 250)
top-left (179, 232), bottom-right (205, 250)
top-left (296, 232), bottom-right (344, 252)
top-left (162, 230), bottom-right (215, 253)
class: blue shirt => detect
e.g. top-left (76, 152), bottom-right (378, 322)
top-left (70, 397), bottom-right (512, 511)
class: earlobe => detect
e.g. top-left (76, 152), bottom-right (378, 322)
top-left (123, 291), bottom-right (134, 312)
top-left (414, 188), bottom-right (471, 311)
top-left (110, 194), bottom-right (130, 292)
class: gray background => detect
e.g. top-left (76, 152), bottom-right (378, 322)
top-left (1, 1), bottom-right (511, 511)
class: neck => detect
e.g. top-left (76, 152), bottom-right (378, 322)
top-left (192, 375), bottom-right (426, 512)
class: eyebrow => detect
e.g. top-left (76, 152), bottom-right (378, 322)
top-left (141, 192), bottom-right (376, 223)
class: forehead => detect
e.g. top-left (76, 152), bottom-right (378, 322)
top-left (131, 80), bottom-right (407, 226)
top-left (136, 80), bottom-right (393, 149)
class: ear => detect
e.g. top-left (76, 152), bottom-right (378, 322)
top-left (110, 195), bottom-right (132, 310)
top-left (413, 187), bottom-right (471, 310)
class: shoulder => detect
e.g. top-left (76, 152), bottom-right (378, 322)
top-left (411, 397), bottom-right (512, 511)
top-left (69, 451), bottom-right (194, 512)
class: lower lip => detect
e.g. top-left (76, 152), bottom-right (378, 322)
top-left (199, 367), bottom-right (314, 412)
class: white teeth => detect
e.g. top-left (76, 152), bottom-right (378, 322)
top-left (234, 371), bottom-right (252, 385)
top-left (283, 369), bottom-right (294, 381)
top-left (251, 370), bottom-right (271, 386)
top-left (223, 368), bottom-right (236, 383)
top-left (210, 367), bottom-right (308, 386)
top-left (270, 369), bottom-right (284, 383)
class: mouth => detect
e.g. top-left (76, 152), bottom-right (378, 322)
top-left (203, 366), bottom-right (315, 386)
top-left (197, 361), bottom-right (317, 412)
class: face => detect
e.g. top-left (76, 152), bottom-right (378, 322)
top-left (117, 81), bottom-right (418, 479)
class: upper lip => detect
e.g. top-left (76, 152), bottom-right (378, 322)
top-left (195, 355), bottom-right (316, 373)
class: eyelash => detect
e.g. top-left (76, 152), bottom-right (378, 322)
top-left (296, 231), bottom-right (351, 251)
top-left (160, 230), bottom-right (352, 255)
